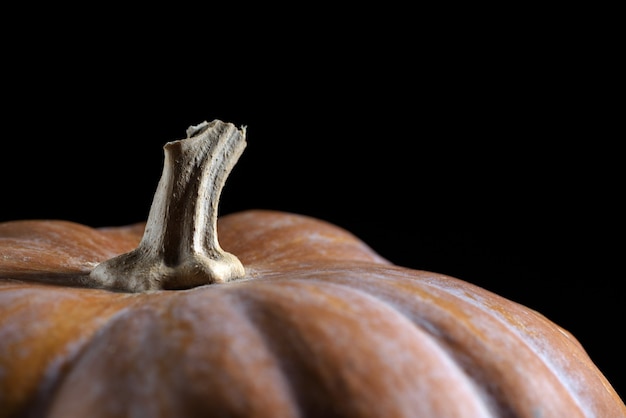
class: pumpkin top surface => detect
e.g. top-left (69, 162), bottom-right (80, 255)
top-left (1, 209), bottom-right (624, 418)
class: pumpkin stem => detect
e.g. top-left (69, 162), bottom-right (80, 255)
top-left (89, 120), bottom-right (247, 292)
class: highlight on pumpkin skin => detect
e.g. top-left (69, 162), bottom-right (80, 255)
top-left (88, 120), bottom-right (247, 292)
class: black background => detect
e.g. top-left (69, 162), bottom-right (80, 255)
top-left (2, 8), bottom-right (623, 402)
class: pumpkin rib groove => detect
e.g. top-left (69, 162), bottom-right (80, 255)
top-left (294, 273), bottom-right (514, 416)
top-left (41, 301), bottom-right (176, 417)
top-left (232, 278), bottom-right (494, 418)
top-left (229, 283), bottom-right (342, 418)
top-left (183, 288), bottom-right (305, 418)
top-left (369, 268), bottom-right (615, 418)
top-left (259, 267), bottom-right (595, 417)
top-left (0, 287), bottom-right (140, 418)
top-left (24, 296), bottom-right (147, 418)
top-left (41, 290), bottom-right (302, 418)
top-left (295, 274), bottom-right (520, 417)
top-left (162, 289), bottom-right (302, 418)
top-left (36, 297), bottom-right (173, 417)
top-left (326, 269), bottom-right (597, 417)
top-left (389, 270), bottom-right (613, 417)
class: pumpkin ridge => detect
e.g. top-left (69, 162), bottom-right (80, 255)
top-left (0, 286), bottom-right (141, 418)
top-left (386, 269), bottom-right (618, 417)
top-left (217, 210), bottom-right (392, 266)
top-left (339, 268), bottom-right (613, 416)
top-left (43, 289), bottom-right (304, 418)
top-left (227, 282), bottom-right (333, 418)
top-left (175, 288), bottom-right (303, 417)
top-left (366, 273), bottom-right (582, 411)
top-left (246, 268), bottom-right (624, 417)
top-left (23, 293), bottom-right (166, 417)
top-left (253, 266), bottom-right (597, 417)
top-left (231, 278), bottom-right (493, 417)
top-left (291, 274), bottom-right (518, 416)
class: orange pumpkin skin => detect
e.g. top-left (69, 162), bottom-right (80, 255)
top-left (0, 210), bottom-right (624, 418)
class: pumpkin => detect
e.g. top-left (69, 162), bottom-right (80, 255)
top-left (0, 120), bottom-right (623, 418)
